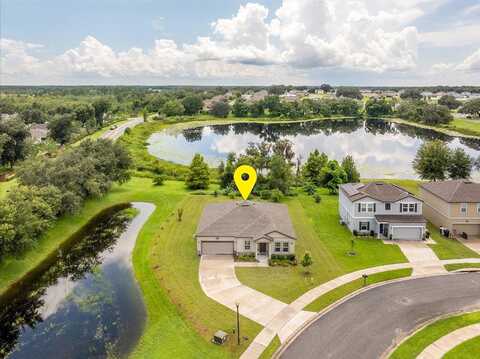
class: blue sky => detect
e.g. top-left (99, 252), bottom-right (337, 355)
top-left (1, 0), bottom-right (480, 85)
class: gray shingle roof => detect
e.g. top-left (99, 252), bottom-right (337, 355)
top-left (420, 180), bottom-right (480, 203)
top-left (340, 182), bottom-right (416, 202)
top-left (196, 201), bottom-right (296, 240)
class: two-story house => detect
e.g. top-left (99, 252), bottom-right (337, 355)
top-left (339, 182), bottom-right (426, 240)
top-left (420, 180), bottom-right (480, 236)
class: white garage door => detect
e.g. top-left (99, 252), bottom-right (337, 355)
top-left (201, 241), bottom-right (234, 255)
top-left (392, 227), bottom-right (422, 240)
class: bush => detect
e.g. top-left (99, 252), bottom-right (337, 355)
top-left (228, 192), bottom-right (235, 199)
top-left (269, 254), bottom-right (297, 266)
top-left (213, 190), bottom-right (219, 197)
top-left (271, 189), bottom-right (282, 202)
top-left (353, 230), bottom-right (358, 236)
top-left (314, 193), bottom-right (322, 203)
top-left (303, 182), bottom-right (317, 196)
top-left (153, 174), bottom-right (166, 186)
top-left (260, 190), bottom-right (272, 200)
top-left (236, 253), bottom-right (256, 262)
top-left (124, 127), bottom-right (132, 135)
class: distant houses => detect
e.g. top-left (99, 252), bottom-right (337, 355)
top-left (29, 123), bottom-right (49, 143)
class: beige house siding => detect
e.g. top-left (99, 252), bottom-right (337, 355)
top-left (419, 188), bottom-right (450, 217)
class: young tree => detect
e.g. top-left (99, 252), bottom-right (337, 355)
top-left (181, 95), bottom-right (203, 115)
top-left (413, 140), bottom-right (451, 181)
top-left (302, 150), bottom-right (329, 186)
top-left (320, 160), bottom-right (347, 194)
top-left (301, 251), bottom-right (313, 274)
top-left (210, 101), bottom-right (230, 118)
top-left (341, 155), bottom-right (360, 183)
top-left (268, 154), bottom-right (293, 194)
top-left (438, 95), bottom-right (461, 110)
top-left (185, 153), bottom-right (210, 189)
top-left (448, 148), bottom-right (473, 179)
top-left (162, 99), bottom-right (185, 117)
top-left (220, 153), bottom-right (236, 188)
top-left (48, 115), bottom-right (74, 145)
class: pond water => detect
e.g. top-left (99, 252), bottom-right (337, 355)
top-left (147, 119), bottom-right (480, 180)
top-left (0, 202), bottom-right (155, 359)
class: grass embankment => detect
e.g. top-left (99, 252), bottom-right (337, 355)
top-left (236, 190), bottom-right (408, 303)
top-left (0, 178), bottom-right (260, 358)
top-left (259, 336), bottom-right (281, 359)
top-left (444, 336), bottom-right (480, 358)
top-left (446, 118), bottom-right (480, 137)
top-left (304, 268), bottom-right (412, 312)
top-left (445, 263), bottom-right (480, 271)
top-left (390, 311), bottom-right (480, 359)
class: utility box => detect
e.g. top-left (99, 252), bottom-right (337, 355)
top-left (212, 330), bottom-right (229, 345)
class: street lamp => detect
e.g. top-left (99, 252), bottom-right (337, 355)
top-left (235, 302), bottom-right (240, 345)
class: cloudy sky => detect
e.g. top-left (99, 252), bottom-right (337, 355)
top-left (1, 0), bottom-right (480, 86)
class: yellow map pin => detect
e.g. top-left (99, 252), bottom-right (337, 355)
top-left (234, 165), bottom-right (257, 200)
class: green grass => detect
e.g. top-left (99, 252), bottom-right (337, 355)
top-left (445, 263), bottom-right (480, 271)
top-left (259, 335), bottom-right (281, 359)
top-left (304, 268), bottom-right (412, 312)
top-left (446, 118), bottom-right (480, 137)
top-left (236, 191), bottom-right (408, 303)
top-left (0, 178), bottom-right (260, 358)
top-left (390, 311), bottom-right (480, 359)
top-left (0, 179), bottom-right (17, 200)
top-left (444, 336), bottom-right (480, 359)
top-left (427, 223), bottom-right (480, 260)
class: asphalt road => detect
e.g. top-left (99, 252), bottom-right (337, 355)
top-left (101, 117), bottom-right (143, 141)
top-left (281, 273), bottom-right (480, 359)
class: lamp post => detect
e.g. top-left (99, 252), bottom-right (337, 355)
top-left (235, 302), bottom-right (240, 345)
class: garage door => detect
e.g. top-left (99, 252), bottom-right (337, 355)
top-left (201, 241), bottom-right (234, 255)
top-left (392, 227), bottom-right (422, 240)
top-left (452, 224), bottom-right (480, 236)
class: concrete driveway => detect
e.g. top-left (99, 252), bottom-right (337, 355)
top-left (395, 241), bottom-right (446, 275)
top-left (280, 273), bottom-right (480, 359)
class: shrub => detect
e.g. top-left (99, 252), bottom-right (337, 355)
top-left (370, 230), bottom-right (375, 237)
top-left (271, 189), bottom-right (282, 202)
top-left (213, 190), bottom-right (219, 197)
top-left (260, 190), bottom-right (272, 200)
top-left (228, 192), bottom-right (235, 199)
top-left (303, 182), bottom-right (316, 196)
top-left (236, 253), bottom-right (256, 262)
top-left (314, 193), bottom-right (322, 203)
top-left (153, 174), bottom-right (166, 186)
top-left (353, 229), bottom-right (358, 236)
top-left (269, 254), bottom-right (297, 266)
top-left (124, 127), bottom-right (132, 135)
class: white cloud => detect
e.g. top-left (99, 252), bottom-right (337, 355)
top-left (420, 24), bottom-right (480, 47)
top-left (456, 48), bottom-right (480, 72)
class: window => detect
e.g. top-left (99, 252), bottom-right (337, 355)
top-left (275, 242), bottom-right (281, 252)
top-left (358, 203), bottom-right (376, 213)
top-left (359, 221), bottom-right (370, 231)
top-left (461, 203), bottom-right (468, 214)
top-left (385, 203), bottom-right (391, 210)
top-left (400, 203), bottom-right (418, 213)
top-left (282, 242), bottom-right (289, 252)
top-left (245, 240), bottom-right (251, 250)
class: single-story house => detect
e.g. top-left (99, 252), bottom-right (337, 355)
top-left (339, 182), bottom-right (427, 240)
top-left (420, 180), bottom-right (480, 236)
top-left (195, 201), bottom-right (296, 258)
top-left (29, 123), bottom-right (49, 143)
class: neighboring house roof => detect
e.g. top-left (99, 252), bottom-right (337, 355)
top-left (340, 182), bottom-right (417, 203)
top-left (29, 123), bottom-right (49, 142)
top-left (196, 201), bottom-right (296, 240)
top-left (375, 215), bottom-right (426, 224)
top-left (420, 180), bottom-right (480, 203)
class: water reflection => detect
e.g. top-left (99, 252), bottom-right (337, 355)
top-left (147, 119), bottom-right (480, 179)
top-left (0, 204), bottom-right (147, 359)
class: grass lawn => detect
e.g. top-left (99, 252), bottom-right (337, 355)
top-left (304, 268), bottom-right (412, 312)
top-left (445, 263), bottom-right (480, 271)
top-left (427, 223), bottom-right (480, 260)
top-left (236, 191), bottom-right (408, 303)
top-left (444, 336), bottom-right (480, 359)
top-left (259, 335), bottom-right (281, 359)
top-left (390, 311), bottom-right (480, 359)
top-left (0, 179), bottom-right (17, 200)
top-left (446, 118), bottom-right (480, 137)
top-left (0, 178), bottom-right (260, 358)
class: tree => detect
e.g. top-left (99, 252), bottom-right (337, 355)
top-left (162, 99), bottom-right (185, 117)
top-left (341, 155), bottom-right (360, 183)
top-left (185, 153), bottom-right (210, 189)
top-left (92, 98), bottom-right (111, 127)
top-left (365, 98), bottom-right (393, 117)
top-left (400, 89), bottom-right (422, 100)
top-left (249, 101), bottom-right (265, 117)
top-left (20, 109), bottom-right (45, 124)
top-left (337, 98), bottom-right (361, 116)
top-left (232, 99), bottom-right (249, 117)
top-left (302, 150), bottom-right (328, 186)
top-left (182, 95), bottom-right (203, 115)
top-left (421, 104), bottom-right (453, 125)
top-left (301, 251), bottom-right (313, 274)
top-left (320, 84), bottom-right (333, 93)
top-left (438, 95), bottom-right (461, 110)
top-left (74, 104), bottom-right (95, 125)
top-left (0, 117), bottom-right (30, 167)
top-left (448, 148), bottom-right (473, 180)
top-left (263, 96), bottom-right (282, 116)
top-left (219, 153), bottom-right (236, 188)
top-left (268, 154), bottom-right (293, 194)
top-left (413, 140), bottom-right (450, 181)
top-left (48, 115), bottom-right (74, 145)
top-left (460, 99), bottom-right (480, 118)
top-left (210, 101), bottom-right (230, 118)
top-left (320, 160), bottom-right (347, 194)
top-left (335, 87), bottom-right (362, 100)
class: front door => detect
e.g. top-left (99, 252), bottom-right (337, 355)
top-left (382, 224), bottom-right (389, 237)
top-left (258, 243), bottom-right (268, 255)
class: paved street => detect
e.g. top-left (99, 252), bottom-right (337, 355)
top-left (281, 273), bottom-right (480, 359)
top-left (101, 117), bottom-right (143, 141)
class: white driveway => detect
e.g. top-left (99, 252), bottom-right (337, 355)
top-left (395, 241), bottom-right (446, 275)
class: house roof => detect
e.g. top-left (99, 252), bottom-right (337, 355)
top-left (340, 182), bottom-right (416, 203)
top-left (420, 180), bottom-right (480, 203)
top-left (196, 201), bottom-right (296, 240)
top-left (375, 215), bottom-right (426, 224)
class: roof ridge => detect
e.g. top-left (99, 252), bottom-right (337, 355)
top-left (449, 181), bottom-right (463, 202)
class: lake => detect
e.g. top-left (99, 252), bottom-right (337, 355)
top-left (0, 202), bottom-right (155, 359)
top-left (147, 119), bottom-right (480, 180)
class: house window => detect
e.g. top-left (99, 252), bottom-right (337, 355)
top-left (401, 203), bottom-right (418, 213)
top-left (385, 203), bottom-right (391, 211)
top-left (358, 203), bottom-right (376, 213)
top-left (461, 203), bottom-right (468, 214)
top-left (359, 221), bottom-right (370, 231)
top-left (282, 242), bottom-right (289, 253)
top-left (245, 241), bottom-right (251, 250)
top-left (275, 242), bottom-right (281, 252)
